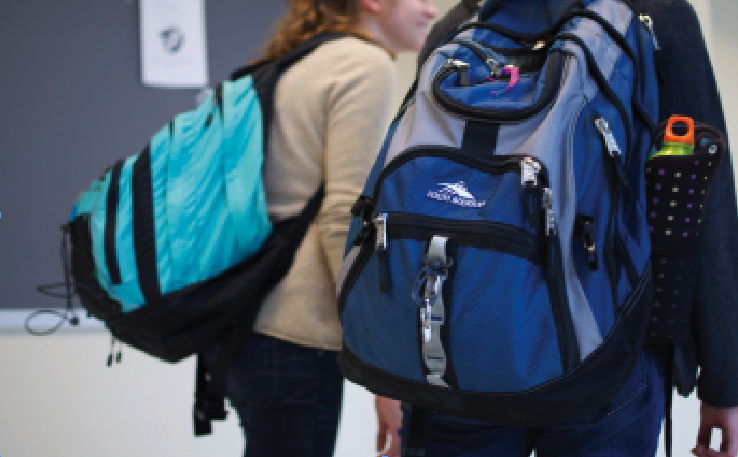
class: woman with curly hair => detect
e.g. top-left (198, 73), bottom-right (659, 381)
top-left (202, 1), bottom-right (436, 456)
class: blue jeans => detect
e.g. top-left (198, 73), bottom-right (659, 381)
top-left (203, 333), bottom-right (344, 457)
top-left (400, 350), bottom-right (665, 457)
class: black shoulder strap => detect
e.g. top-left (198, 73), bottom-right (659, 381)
top-left (193, 184), bottom-right (326, 436)
top-left (403, 406), bottom-right (430, 457)
top-left (233, 32), bottom-right (349, 157)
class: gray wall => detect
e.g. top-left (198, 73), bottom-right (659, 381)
top-left (0, 0), bottom-right (284, 310)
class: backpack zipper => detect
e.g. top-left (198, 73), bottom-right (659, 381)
top-left (430, 51), bottom-right (567, 122)
top-left (449, 38), bottom-right (549, 75)
top-left (594, 117), bottom-right (629, 188)
top-left (638, 15), bottom-right (660, 51)
top-left (367, 211), bottom-right (575, 373)
top-left (374, 147), bottom-right (549, 200)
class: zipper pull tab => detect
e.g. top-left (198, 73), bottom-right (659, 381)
top-left (447, 59), bottom-right (471, 87)
top-left (542, 188), bottom-right (556, 237)
top-left (375, 213), bottom-right (390, 294)
top-left (594, 117), bottom-right (630, 188)
top-left (487, 58), bottom-right (501, 77)
top-left (521, 157), bottom-right (542, 229)
top-left (107, 336), bottom-right (121, 367)
top-left (575, 215), bottom-right (599, 271)
top-left (639, 15), bottom-right (660, 51)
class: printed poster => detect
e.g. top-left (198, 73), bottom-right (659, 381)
top-left (140, 0), bottom-right (208, 88)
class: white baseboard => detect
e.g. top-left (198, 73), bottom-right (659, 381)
top-left (0, 309), bottom-right (103, 331)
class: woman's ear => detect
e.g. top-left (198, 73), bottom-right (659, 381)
top-left (358, 0), bottom-right (383, 14)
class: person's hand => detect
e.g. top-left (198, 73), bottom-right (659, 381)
top-left (375, 396), bottom-right (403, 457)
top-left (692, 403), bottom-right (738, 457)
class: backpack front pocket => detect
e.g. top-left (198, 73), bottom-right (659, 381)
top-left (340, 148), bottom-right (577, 393)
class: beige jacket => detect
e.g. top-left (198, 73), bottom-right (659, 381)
top-left (253, 36), bottom-right (397, 351)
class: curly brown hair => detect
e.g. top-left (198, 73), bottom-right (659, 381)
top-left (256, 0), bottom-right (381, 63)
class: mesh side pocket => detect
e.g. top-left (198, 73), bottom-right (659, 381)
top-left (643, 120), bottom-right (725, 346)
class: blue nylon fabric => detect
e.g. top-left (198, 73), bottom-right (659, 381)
top-left (111, 156), bottom-right (146, 311)
top-left (449, 247), bottom-right (562, 392)
top-left (163, 76), bottom-right (271, 296)
top-left (343, 244), bottom-right (427, 383)
top-left (150, 127), bottom-right (174, 295)
top-left (221, 77), bottom-right (270, 260)
top-left (571, 101), bottom-right (617, 335)
top-left (377, 155), bottom-right (533, 232)
top-left (166, 93), bottom-right (219, 291)
top-left (344, 151), bottom-right (564, 392)
top-left (437, 33), bottom-right (550, 111)
top-left (340, 0), bottom-right (660, 402)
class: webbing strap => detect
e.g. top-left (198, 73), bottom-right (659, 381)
top-left (403, 406), bottom-right (429, 457)
top-left (420, 236), bottom-right (451, 388)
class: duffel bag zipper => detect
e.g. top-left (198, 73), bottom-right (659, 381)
top-left (430, 51), bottom-right (567, 122)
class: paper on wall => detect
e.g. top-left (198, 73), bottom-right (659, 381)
top-left (140, 0), bottom-right (208, 88)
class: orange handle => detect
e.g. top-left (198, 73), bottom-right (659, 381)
top-left (664, 115), bottom-right (694, 145)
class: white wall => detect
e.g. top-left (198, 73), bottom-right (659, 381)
top-left (1, 0), bottom-right (735, 456)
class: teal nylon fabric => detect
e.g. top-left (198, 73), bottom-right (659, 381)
top-left (74, 75), bottom-right (272, 312)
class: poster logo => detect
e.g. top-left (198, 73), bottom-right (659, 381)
top-left (159, 25), bottom-right (184, 54)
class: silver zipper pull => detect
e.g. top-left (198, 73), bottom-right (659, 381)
top-left (434, 59), bottom-right (470, 82)
top-left (542, 188), bottom-right (556, 237)
top-left (594, 117), bottom-right (622, 158)
top-left (521, 157), bottom-right (542, 229)
top-left (449, 59), bottom-right (471, 87)
top-left (639, 15), bottom-right (660, 51)
top-left (487, 58), bottom-right (501, 77)
top-left (375, 213), bottom-right (387, 251)
top-left (595, 117), bottom-right (630, 188)
top-left (449, 59), bottom-right (470, 68)
top-left (532, 40), bottom-right (547, 51)
top-left (521, 156), bottom-right (541, 187)
top-left (375, 213), bottom-right (390, 293)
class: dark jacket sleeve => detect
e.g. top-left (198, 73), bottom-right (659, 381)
top-left (635, 0), bottom-right (738, 407)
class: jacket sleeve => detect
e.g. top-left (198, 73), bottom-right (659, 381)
top-left (643, 0), bottom-right (738, 407)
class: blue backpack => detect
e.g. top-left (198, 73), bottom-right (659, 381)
top-left (337, 0), bottom-right (659, 428)
top-left (56, 33), bottom-right (343, 436)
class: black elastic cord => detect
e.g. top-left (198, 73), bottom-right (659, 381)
top-left (29, 225), bottom-right (80, 335)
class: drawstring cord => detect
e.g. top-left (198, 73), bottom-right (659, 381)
top-left (27, 225), bottom-right (80, 335)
